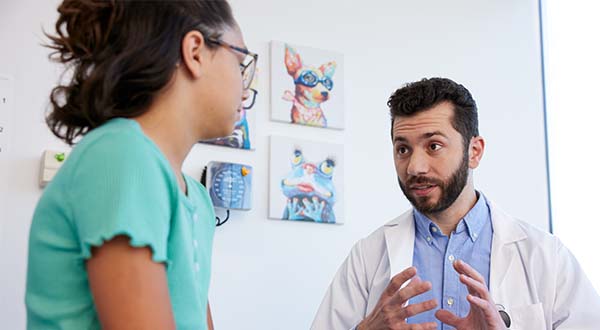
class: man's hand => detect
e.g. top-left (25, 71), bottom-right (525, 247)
top-left (435, 260), bottom-right (507, 330)
top-left (357, 266), bottom-right (437, 330)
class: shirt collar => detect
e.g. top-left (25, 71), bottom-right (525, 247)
top-left (462, 192), bottom-right (489, 242)
top-left (413, 208), bottom-right (438, 242)
top-left (413, 191), bottom-right (490, 242)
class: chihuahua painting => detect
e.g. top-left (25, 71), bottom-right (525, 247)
top-left (282, 44), bottom-right (337, 128)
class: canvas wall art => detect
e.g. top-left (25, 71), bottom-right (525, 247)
top-left (270, 41), bottom-right (344, 129)
top-left (269, 136), bottom-right (344, 224)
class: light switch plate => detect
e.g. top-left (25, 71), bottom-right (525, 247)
top-left (39, 150), bottom-right (69, 188)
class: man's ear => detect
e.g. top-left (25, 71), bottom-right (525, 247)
top-left (468, 136), bottom-right (485, 169)
top-left (180, 30), bottom-right (206, 79)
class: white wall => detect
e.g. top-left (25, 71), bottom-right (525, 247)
top-left (0, 0), bottom-right (549, 329)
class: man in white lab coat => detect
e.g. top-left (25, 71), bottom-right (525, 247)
top-left (311, 78), bottom-right (600, 330)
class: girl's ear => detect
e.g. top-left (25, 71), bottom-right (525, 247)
top-left (180, 30), bottom-right (206, 79)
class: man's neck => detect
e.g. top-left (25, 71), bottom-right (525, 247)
top-left (425, 187), bottom-right (478, 236)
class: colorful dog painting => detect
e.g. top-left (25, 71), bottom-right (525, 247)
top-left (282, 44), bottom-right (337, 128)
top-left (280, 148), bottom-right (336, 223)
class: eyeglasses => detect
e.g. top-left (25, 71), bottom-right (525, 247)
top-left (207, 38), bottom-right (258, 90)
top-left (294, 70), bottom-right (333, 91)
top-left (242, 88), bottom-right (258, 110)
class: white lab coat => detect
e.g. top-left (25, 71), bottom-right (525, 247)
top-left (311, 200), bottom-right (600, 329)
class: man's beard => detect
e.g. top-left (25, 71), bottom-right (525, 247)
top-left (398, 150), bottom-right (469, 215)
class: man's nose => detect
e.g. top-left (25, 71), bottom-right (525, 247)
top-left (406, 150), bottom-right (430, 176)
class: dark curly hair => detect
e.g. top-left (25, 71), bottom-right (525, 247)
top-left (387, 77), bottom-right (479, 148)
top-left (45, 0), bottom-right (235, 145)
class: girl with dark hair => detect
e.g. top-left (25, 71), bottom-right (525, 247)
top-left (25, 1), bottom-right (257, 329)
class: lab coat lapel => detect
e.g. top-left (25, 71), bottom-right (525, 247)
top-left (383, 210), bottom-right (415, 279)
top-left (489, 201), bottom-right (528, 303)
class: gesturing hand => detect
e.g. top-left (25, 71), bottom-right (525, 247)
top-left (435, 260), bottom-right (507, 330)
top-left (357, 266), bottom-right (438, 330)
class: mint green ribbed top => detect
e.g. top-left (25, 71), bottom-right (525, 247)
top-left (26, 118), bottom-right (215, 330)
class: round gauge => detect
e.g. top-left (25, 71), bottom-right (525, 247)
top-left (213, 167), bottom-right (245, 205)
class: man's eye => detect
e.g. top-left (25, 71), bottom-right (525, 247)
top-left (430, 143), bottom-right (442, 151)
top-left (398, 147), bottom-right (408, 154)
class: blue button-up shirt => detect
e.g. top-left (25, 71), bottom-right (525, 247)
top-left (408, 192), bottom-right (493, 329)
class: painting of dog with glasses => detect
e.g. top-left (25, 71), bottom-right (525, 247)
top-left (270, 41), bottom-right (344, 129)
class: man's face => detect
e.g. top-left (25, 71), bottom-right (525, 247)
top-left (392, 102), bottom-right (471, 214)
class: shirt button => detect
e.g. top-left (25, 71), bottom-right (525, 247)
top-left (431, 226), bottom-right (438, 233)
top-left (447, 297), bottom-right (454, 306)
top-left (426, 236), bottom-right (432, 242)
top-left (448, 255), bottom-right (455, 262)
top-left (193, 240), bottom-right (198, 248)
top-left (473, 233), bottom-right (478, 238)
top-left (193, 213), bottom-right (199, 222)
top-left (194, 262), bottom-right (200, 272)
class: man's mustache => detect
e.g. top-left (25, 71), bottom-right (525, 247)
top-left (405, 176), bottom-right (444, 187)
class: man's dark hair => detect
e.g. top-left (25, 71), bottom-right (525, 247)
top-left (387, 77), bottom-right (479, 147)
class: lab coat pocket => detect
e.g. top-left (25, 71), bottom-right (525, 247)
top-left (507, 302), bottom-right (545, 329)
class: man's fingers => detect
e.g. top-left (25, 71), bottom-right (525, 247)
top-left (399, 299), bottom-right (438, 319)
top-left (411, 275), bottom-right (423, 284)
top-left (467, 295), bottom-right (498, 316)
top-left (388, 279), bottom-right (432, 307)
top-left (453, 259), bottom-right (486, 284)
top-left (467, 294), bottom-right (504, 324)
top-left (460, 273), bottom-right (490, 300)
top-left (435, 309), bottom-right (461, 327)
top-left (382, 266), bottom-right (417, 300)
top-left (406, 322), bottom-right (437, 330)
